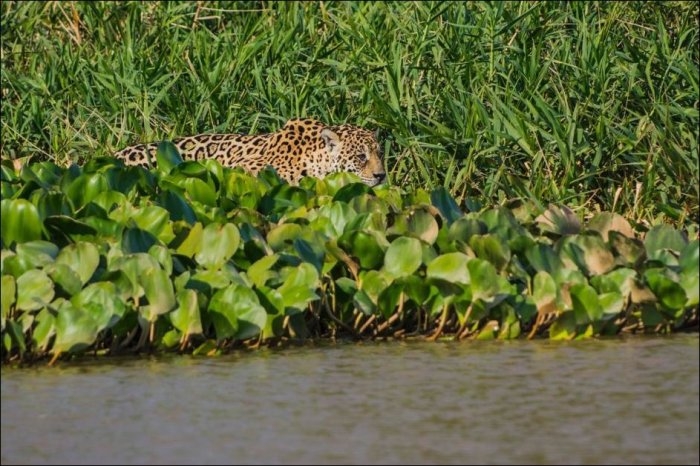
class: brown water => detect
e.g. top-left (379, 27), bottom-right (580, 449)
top-left (1, 335), bottom-right (698, 465)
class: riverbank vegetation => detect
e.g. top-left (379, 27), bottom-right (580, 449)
top-left (1, 151), bottom-right (698, 363)
top-left (1, 2), bottom-right (698, 363)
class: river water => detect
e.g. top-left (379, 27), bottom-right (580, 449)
top-left (1, 335), bottom-right (698, 465)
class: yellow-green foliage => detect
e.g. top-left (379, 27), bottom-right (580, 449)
top-left (1, 1), bottom-right (698, 226)
top-left (1, 156), bottom-right (697, 363)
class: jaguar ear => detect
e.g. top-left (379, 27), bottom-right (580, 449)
top-left (321, 128), bottom-right (340, 152)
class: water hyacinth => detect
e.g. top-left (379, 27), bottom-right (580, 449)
top-left (1, 154), bottom-right (697, 364)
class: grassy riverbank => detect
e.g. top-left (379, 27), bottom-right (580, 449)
top-left (1, 2), bottom-right (698, 363)
top-left (2, 1), bottom-right (698, 227)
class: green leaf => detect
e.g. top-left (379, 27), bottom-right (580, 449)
top-left (190, 269), bottom-right (238, 292)
top-left (148, 244), bottom-right (173, 276)
top-left (569, 283), bottom-right (603, 324)
top-left (333, 182), bottom-right (372, 203)
top-left (497, 305), bottom-right (521, 339)
top-left (224, 171), bottom-right (266, 209)
top-left (341, 230), bottom-right (385, 269)
top-left (110, 253), bottom-right (160, 299)
top-left (398, 275), bottom-right (432, 305)
top-left (430, 187), bottom-right (462, 225)
top-left (159, 190), bottom-right (197, 224)
top-left (1, 275), bottom-right (16, 327)
top-left (467, 258), bottom-right (499, 302)
top-left (679, 240), bottom-right (699, 276)
top-left (259, 184), bottom-right (308, 216)
top-left (34, 191), bottom-right (74, 220)
top-left (598, 291), bottom-right (624, 316)
top-left (55, 241), bottom-right (100, 285)
top-left (359, 269), bottom-right (393, 303)
top-left (15, 241), bottom-right (58, 269)
top-left (469, 234), bottom-right (511, 272)
top-left (315, 202), bottom-right (357, 236)
top-left (44, 216), bottom-right (98, 240)
top-left (194, 223), bottom-right (240, 270)
top-left (267, 223), bottom-right (303, 251)
top-left (16, 269), bottom-right (55, 312)
top-left (447, 217), bottom-right (486, 245)
top-left (679, 240), bottom-right (699, 307)
top-left (90, 190), bottom-right (128, 214)
top-left (335, 277), bottom-right (358, 295)
top-left (277, 263), bottom-right (319, 311)
top-left (255, 286), bottom-right (286, 339)
top-left (293, 238), bottom-right (325, 273)
top-left (71, 282), bottom-right (126, 331)
top-left (532, 271), bottom-right (558, 314)
top-left (45, 263), bottom-right (83, 296)
top-left (4, 320), bottom-right (26, 355)
top-left (377, 283), bottom-right (404, 318)
top-left (156, 141), bottom-right (184, 173)
top-left (426, 252), bottom-right (470, 285)
top-left (173, 222), bottom-right (203, 258)
top-left (644, 224), bottom-right (686, 255)
top-left (178, 161), bottom-right (211, 177)
top-left (247, 254), bottom-right (280, 288)
top-left (54, 299), bottom-right (99, 354)
top-left (182, 177), bottom-right (218, 206)
top-left (407, 208), bottom-right (439, 244)
top-left (122, 228), bottom-right (158, 254)
top-left (644, 269), bottom-right (687, 311)
top-left (31, 307), bottom-right (55, 352)
top-left (524, 242), bottom-right (563, 276)
top-left (256, 285), bottom-right (285, 316)
top-left (1, 199), bottom-right (44, 245)
top-left (384, 237), bottom-right (422, 278)
top-left (549, 311), bottom-right (577, 340)
top-left (160, 329), bottom-right (182, 349)
top-left (208, 284), bottom-right (266, 341)
top-left (323, 172), bottom-right (363, 195)
top-left (20, 162), bottom-right (62, 187)
top-left (141, 267), bottom-right (176, 322)
top-left (476, 320), bottom-right (500, 340)
top-left (170, 289), bottom-right (203, 336)
top-left (590, 268), bottom-right (637, 302)
top-left (192, 339), bottom-right (218, 356)
top-left (353, 289), bottom-right (376, 315)
top-left (63, 173), bottom-right (109, 208)
top-left (132, 206), bottom-right (175, 244)
top-left (641, 305), bottom-right (665, 327)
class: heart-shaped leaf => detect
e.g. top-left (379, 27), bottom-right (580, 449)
top-left (170, 289), bottom-right (203, 336)
top-left (195, 223), bottom-right (240, 270)
top-left (1, 199), bottom-right (44, 245)
top-left (384, 237), bottom-right (422, 278)
top-left (55, 241), bottom-right (100, 285)
top-left (16, 269), bottom-right (54, 312)
top-left (427, 252), bottom-right (470, 285)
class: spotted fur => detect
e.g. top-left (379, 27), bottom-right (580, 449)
top-left (114, 118), bottom-right (386, 186)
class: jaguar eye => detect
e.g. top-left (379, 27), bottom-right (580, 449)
top-left (357, 153), bottom-right (368, 164)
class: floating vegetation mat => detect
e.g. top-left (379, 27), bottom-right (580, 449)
top-left (1, 150), bottom-right (697, 365)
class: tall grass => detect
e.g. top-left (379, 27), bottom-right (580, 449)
top-left (1, 1), bottom-right (698, 227)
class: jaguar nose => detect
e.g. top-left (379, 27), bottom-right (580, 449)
top-left (374, 172), bottom-right (386, 183)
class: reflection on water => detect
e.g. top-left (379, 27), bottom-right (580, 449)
top-left (2, 335), bottom-right (698, 465)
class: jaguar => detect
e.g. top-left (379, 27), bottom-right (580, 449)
top-left (114, 118), bottom-right (386, 186)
